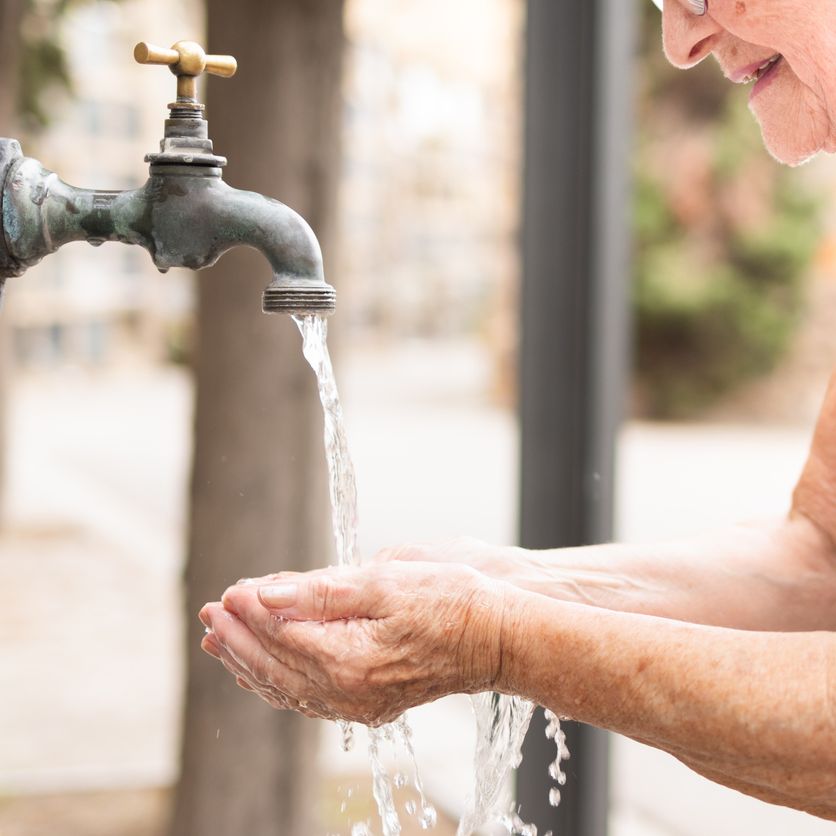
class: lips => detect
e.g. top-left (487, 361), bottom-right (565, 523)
top-left (730, 53), bottom-right (782, 84)
top-left (750, 55), bottom-right (783, 99)
top-left (742, 54), bottom-right (781, 84)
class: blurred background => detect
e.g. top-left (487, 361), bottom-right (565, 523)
top-left (1, 0), bottom-right (836, 834)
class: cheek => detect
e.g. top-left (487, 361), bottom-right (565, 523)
top-left (712, 0), bottom-right (819, 59)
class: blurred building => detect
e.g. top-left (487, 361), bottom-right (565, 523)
top-left (4, 0), bottom-right (523, 400)
top-left (6, 0), bottom-right (523, 373)
top-left (340, 0), bottom-right (523, 344)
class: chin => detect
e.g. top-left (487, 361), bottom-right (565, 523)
top-left (749, 107), bottom-right (820, 167)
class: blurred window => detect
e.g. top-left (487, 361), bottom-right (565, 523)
top-left (78, 99), bottom-right (140, 139)
top-left (80, 99), bottom-right (102, 136)
top-left (111, 102), bottom-right (141, 139)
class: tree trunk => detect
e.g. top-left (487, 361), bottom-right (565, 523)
top-left (170, 2), bottom-right (345, 834)
top-left (0, 0), bottom-right (24, 525)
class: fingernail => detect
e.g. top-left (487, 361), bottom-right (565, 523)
top-left (221, 589), bottom-right (238, 613)
top-left (202, 634), bottom-right (221, 659)
top-left (236, 577), bottom-right (257, 585)
top-left (199, 608), bottom-right (211, 628)
top-left (259, 583), bottom-right (298, 608)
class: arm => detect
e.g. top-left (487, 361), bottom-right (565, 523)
top-left (204, 563), bottom-right (836, 820)
top-left (497, 587), bottom-right (836, 819)
top-left (386, 518), bottom-right (836, 631)
top-left (381, 372), bottom-right (836, 632)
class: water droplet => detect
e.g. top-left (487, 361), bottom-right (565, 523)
top-left (548, 788), bottom-right (561, 807)
top-left (393, 772), bottom-right (407, 789)
top-left (419, 804), bottom-right (437, 829)
top-left (557, 772), bottom-right (567, 786)
top-left (351, 823), bottom-right (372, 836)
top-left (405, 800), bottom-right (416, 816)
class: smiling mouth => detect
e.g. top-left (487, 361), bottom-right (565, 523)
top-left (740, 54), bottom-right (781, 84)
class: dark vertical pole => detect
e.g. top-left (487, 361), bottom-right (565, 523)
top-left (516, 0), bottom-right (635, 834)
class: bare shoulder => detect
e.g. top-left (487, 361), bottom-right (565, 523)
top-left (793, 371), bottom-right (836, 555)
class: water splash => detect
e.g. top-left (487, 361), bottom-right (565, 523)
top-left (458, 693), bottom-right (536, 835)
top-left (294, 314), bottom-right (567, 835)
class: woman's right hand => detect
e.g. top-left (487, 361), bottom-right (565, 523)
top-left (372, 537), bottom-right (534, 585)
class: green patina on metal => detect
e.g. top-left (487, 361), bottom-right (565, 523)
top-left (0, 104), bottom-right (336, 315)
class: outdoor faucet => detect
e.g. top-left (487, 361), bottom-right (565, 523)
top-left (0, 40), bottom-right (336, 315)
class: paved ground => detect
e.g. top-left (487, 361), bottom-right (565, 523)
top-left (0, 778), bottom-right (460, 836)
top-left (0, 339), bottom-right (833, 835)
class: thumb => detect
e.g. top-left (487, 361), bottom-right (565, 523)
top-left (257, 568), bottom-right (383, 621)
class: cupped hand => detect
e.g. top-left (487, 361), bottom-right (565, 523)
top-left (200, 561), bottom-right (507, 726)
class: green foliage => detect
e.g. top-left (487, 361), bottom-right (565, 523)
top-left (633, 8), bottom-right (822, 418)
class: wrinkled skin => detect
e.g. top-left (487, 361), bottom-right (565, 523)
top-left (662, 0), bottom-right (836, 165)
top-left (201, 562), bottom-right (504, 726)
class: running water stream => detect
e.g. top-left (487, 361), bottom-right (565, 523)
top-left (293, 314), bottom-right (568, 835)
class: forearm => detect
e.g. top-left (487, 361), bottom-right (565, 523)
top-left (498, 587), bottom-right (836, 818)
top-left (508, 514), bottom-right (836, 631)
top-left (491, 374), bottom-right (836, 631)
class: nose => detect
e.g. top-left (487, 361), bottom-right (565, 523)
top-left (662, 2), bottom-right (724, 68)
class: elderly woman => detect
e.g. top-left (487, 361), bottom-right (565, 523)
top-left (199, 0), bottom-right (836, 821)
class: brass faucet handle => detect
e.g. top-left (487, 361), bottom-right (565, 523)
top-left (134, 40), bottom-right (237, 103)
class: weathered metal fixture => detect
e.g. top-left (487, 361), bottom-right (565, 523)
top-left (0, 40), bottom-right (336, 315)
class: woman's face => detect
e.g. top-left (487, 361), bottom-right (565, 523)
top-left (662, 0), bottom-right (836, 165)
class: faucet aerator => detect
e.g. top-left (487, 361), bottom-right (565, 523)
top-left (262, 280), bottom-right (336, 316)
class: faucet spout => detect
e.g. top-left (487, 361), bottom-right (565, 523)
top-left (0, 138), bottom-right (336, 316)
top-left (191, 180), bottom-right (337, 315)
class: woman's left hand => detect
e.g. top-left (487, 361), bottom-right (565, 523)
top-left (199, 561), bottom-right (506, 726)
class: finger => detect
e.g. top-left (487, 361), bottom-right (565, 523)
top-left (213, 636), bottom-right (297, 709)
top-left (199, 603), bottom-right (221, 628)
top-left (206, 603), bottom-right (322, 701)
top-left (216, 639), bottom-right (332, 720)
top-left (217, 589), bottom-right (367, 684)
top-left (212, 594), bottom-right (327, 672)
top-left (201, 632), bottom-right (222, 660)
top-left (227, 567), bottom-right (387, 622)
